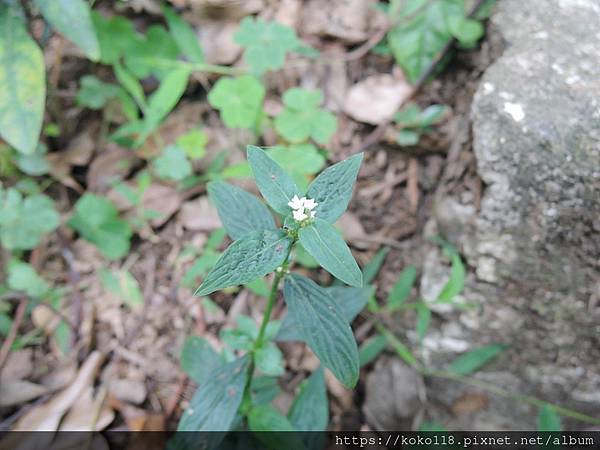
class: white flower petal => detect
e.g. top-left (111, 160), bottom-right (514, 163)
top-left (303, 198), bottom-right (317, 210)
top-left (288, 195), bottom-right (304, 210)
top-left (293, 209), bottom-right (307, 221)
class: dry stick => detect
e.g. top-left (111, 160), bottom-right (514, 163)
top-left (56, 229), bottom-right (84, 353)
top-left (351, 0), bottom-right (487, 155)
top-left (0, 296), bottom-right (28, 372)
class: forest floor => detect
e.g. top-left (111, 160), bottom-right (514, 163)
top-left (0, 0), bottom-right (504, 432)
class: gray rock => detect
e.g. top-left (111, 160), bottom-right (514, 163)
top-left (363, 357), bottom-right (426, 430)
top-left (421, 0), bottom-right (600, 429)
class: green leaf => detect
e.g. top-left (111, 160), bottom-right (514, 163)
top-left (0, 188), bottom-right (59, 251)
top-left (7, 260), bottom-right (49, 298)
top-left (180, 336), bottom-right (223, 384)
top-left (92, 12), bottom-right (140, 65)
top-left (207, 75), bottom-right (265, 129)
top-left (362, 247), bottom-right (389, 284)
top-left (387, 265), bottom-right (417, 311)
top-left (265, 144), bottom-right (326, 192)
top-left (249, 404), bottom-right (295, 433)
top-left (161, 4), bottom-right (204, 63)
top-left (234, 17), bottom-right (300, 75)
top-left (76, 75), bottom-right (121, 109)
top-left (288, 367), bottom-right (328, 431)
top-left (220, 328), bottom-right (254, 351)
top-left (448, 344), bottom-right (507, 376)
top-left (0, 3), bottom-right (46, 155)
top-left (283, 274), bottom-right (359, 388)
top-left (34, 0), bottom-right (100, 60)
top-left (306, 153), bottom-right (363, 223)
top-left (387, 0), bottom-right (477, 83)
top-left (100, 269), bottom-right (143, 308)
top-left (255, 342), bottom-right (284, 376)
top-left (274, 88), bottom-right (337, 144)
top-left (207, 181), bottom-right (276, 240)
top-left (436, 251), bottom-right (465, 303)
top-left (247, 145), bottom-right (299, 215)
top-left (359, 334), bottom-right (387, 367)
top-left (415, 303), bottom-right (431, 341)
top-left (176, 128), bottom-right (207, 160)
top-left (251, 376), bottom-right (281, 406)
top-left (177, 355), bottom-right (249, 440)
top-left (153, 145), bottom-right (192, 181)
top-left (448, 16), bottom-right (484, 45)
top-left (538, 404), bottom-right (561, 432)
top-left (68, 193), bottom-right (133, 260)
top-left (123, 25), bottom-right (179, 79)
top-left (397, 129), bottom-right (420, 146)
top-left (299, 218), bottom-right (362, 287)
top-left (15, 142), bottom-right (50, 176)
top-left (277, 285), bottom-right (372, 342)
top-left (113, 62), bottom-right (147, 111)
top-left (142, 68), bottom-right (190, 133)
top-left (195, 230), bottom-right (292, 296)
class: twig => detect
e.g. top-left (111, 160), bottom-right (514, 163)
top-left (0, 296), bottom-right (28, 372)
top-left (56, 229), bottom-right (84, 353)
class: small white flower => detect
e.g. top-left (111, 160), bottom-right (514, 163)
top-left (303, 198), bottom-right (317, 210)
top-left (292, 209), bottom-right (308, 221)
top-left (288, 195), bottom-right (304, 210)
top-left (309, 209), bottom-right (316, 218)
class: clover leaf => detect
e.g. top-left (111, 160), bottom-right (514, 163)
top-left (274, 88), bottom-right (337, 144)
top-left (7, 259), bottom-right (50, 298)
top-left (207, 75), bottom-right (265, 129)
top-left (153, 145), bottom-right (192, 181)
top-left (0, 188), bottom-right (59, 251)
top-left (68, 193), bottom-right (133, 260)
top-left (387, 0), bottom-right (484, 83)
top-left (234, 17), bottom-right (300, 75)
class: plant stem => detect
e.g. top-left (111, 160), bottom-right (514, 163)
top-left (255, 269), bottom-right (285, 350)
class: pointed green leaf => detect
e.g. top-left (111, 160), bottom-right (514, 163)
top-left (448, 344), bottom-right (507, 376)
top-left (358, 334), bottom-right (387, 367)
top-left (388, 265), bottom-right (417, 310)
top-left (538, 404), bottom-right (561, 431)
top-left (436, 251), bottom-right (465, 303)
top-left (362, 247), bottom-right (389, 284)
top-left (416, 303), bottom-right (431, 341)
top-left (0, 3), bottom-right (45, 155)
top-left (195, 230), bottom-right (292, 296)
top-left (288, 367), bottom-right (328, 431)
top-left (207, 181), bottom-right (276, 240)
top-left (299, 218), bottom-right (362, 287)
top-left (145, 68), bottom-right (190, 128)
top-left (180, 336), bottom-right (223, 385)
top-left (307, 153), bottom-right (363, 223)
top-left (248, 404), bottom-right (294, 431)
top-left (161, 4), bottom-right (204, 63)
top-left (277, 285), bottom-right (371, 342)
top-left (283, 274), bottom-right (359, 388)
top-left (177, 355), bottom-right (249, 438)
top-left (34, 0), bottom-right (100, 60)
top-left (247, 145), bottom-right (299, 215)
top-left (255, 342), bottom-right (284, 376)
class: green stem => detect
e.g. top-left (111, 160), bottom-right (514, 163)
top-left (255, 269), bottom-right (285, 350)
top-left (241, 242), bottom-right (295, 414)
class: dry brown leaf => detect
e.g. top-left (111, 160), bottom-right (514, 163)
top-left (179, 196), bottom-right (221, 231)
top-left (0, 380), bottom-right (48, 407)
top-left (59, 386), bottom-right (115, 431)
top-left (107, 378), bottom-right (147, 405)
top-left (337, 212), bottom-right (367, 242)
top-left (87, 144), bottom-right (139, 192)
top-left (13, 351), bottom-right (104, 431)
top-left (275, 0), bottom-right (302, 28)
top-left (198, 21), bottom-right (242, 65)
top-left (325, 368), bottom-right (354, 411)
top-left (344, 74), bottom-right (414, 125)
top-left (31, 304), bottom-right (61, 335)
top-left (451, 392), bottom-right (489, 416)
top-left (0, 349), bottom-right (33, 382)
top-left (40, 362), bottom-right (77, 390)
top-left (301, 0), bottom-right (375, 43)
